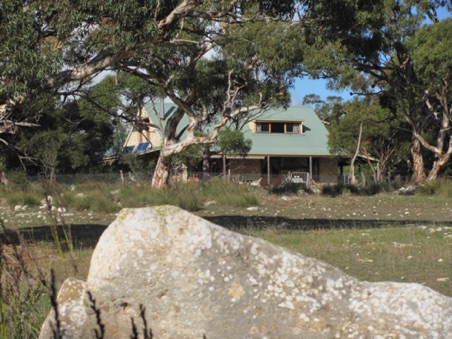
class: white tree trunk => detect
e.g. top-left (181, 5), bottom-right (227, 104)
top-left (349, 123), bottom-right (363, 185)
top-left (151, 156), bottom-right (171, 188)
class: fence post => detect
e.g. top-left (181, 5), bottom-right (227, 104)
top-left (120, 170), bottom-right (124, 185)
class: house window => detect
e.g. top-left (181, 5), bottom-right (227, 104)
top-left (258, 122), bottom-right (270, 133)
top-left (256, 121), bottom-right (302, 134)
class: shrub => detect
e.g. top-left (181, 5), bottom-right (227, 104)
top-left (7, 171), bottom-right (30, 191)
top-left (268, 182), bottom-right (310, 195)
top-left (417, 178), bottom-right (452, 197)
top-left (321, 184), bottom-right (343, 197)
top-left (359, 183), bottom-right (383, 196)
top-left (321, 183), bottom-right (359, 197)
top-left (417, 180), bottom-right (440, 195)
top-left (7, 192), bottom-right (41, 208)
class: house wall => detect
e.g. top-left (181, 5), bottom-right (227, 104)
top-left (318, 157), bottom-right (338, 183)
top-left (228, 159), bottom-right (262, 175)
top-left (125, 127), bottom-right (163, 149)
top-left (226, 156), bottom-right (338, 184)
top-left (148, 128), bottom-right (163, 148)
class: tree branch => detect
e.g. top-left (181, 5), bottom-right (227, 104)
top-left (47, 50), bottom-right (125, 89)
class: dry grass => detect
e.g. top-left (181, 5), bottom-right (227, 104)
top-left (1, 181), bottom-right (452, 338)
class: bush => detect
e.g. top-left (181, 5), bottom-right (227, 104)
top-left (359, 183), bottom-right (383, 196)
top-left (7, 192), bottom-right (41, 208)
top-left (417, 178), bottom-right (452, 197)
top-left (7, 171), bottom-right (30, 191)
top-left (321, 183), bottom-right (359, 197)
top-left (268, 182), bottom-right (311, 195)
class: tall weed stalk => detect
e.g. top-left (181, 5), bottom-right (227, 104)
top-left (0, 221), bottom-right (48, 339)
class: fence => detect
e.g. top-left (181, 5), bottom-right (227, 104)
top-left (23, 171), bottom-right (413, 187)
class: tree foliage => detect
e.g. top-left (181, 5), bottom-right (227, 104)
top-left (301, 1), bottom-right (452, 182)
top-left (3, 0), bottom-right (451, 185)
top-left (0, 0), bottom-right (303, 187)
top-left (302, 94), bottom-right (343, 125)
top-left (328, 97), bottom-right (409, 180)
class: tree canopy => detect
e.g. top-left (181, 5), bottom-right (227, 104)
top-left (1, 0), bottom-right (451, 185)
top-left (0, 0), bottom-right (304, 186)
top-left (300, 1), bottom-right (452, 182)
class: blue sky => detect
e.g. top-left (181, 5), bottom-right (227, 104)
top-left (289, 78), bottom-right (352, 105)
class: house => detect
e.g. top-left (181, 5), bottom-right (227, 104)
top-left (122, 102), bottom-right (338, 185)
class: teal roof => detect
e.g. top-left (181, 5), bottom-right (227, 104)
top-left (143, 102), bottom-right (185, 138)
top-left (143, 102), bottom-right (333, 157)
top-left (243, 106), bottom-right (332, 156)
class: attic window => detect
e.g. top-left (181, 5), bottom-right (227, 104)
top-left (256, 121), bottom-right (302, 134)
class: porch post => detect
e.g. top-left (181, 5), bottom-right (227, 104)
top-left (267, 156), bottom-right (271, 186)
top-left (309, 156), bottom-right (313, 186)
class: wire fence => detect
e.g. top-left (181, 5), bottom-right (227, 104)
top-left (24, 171), bottom-right (413, 188)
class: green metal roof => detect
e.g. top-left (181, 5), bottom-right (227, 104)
top-left (243, 106), bottom-right (333, 156)
top-left (143, 102), bottom-right (184, 138)
top-left (143, 102), bottom-right (333, 156)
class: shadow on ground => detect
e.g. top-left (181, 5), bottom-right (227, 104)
top-left (0, 223), bottom-right (107, 249)
top-left (1, 216), bottom-right (451, 248)
top-left (204, 215), bottom-right (452, 230)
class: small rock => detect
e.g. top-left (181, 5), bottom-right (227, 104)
top-left (204, 201), bottom-right (217, 207)
top-left (14, 205), bottom-right (23, 211)
top-left (247, 206), bottom-right (259, 211)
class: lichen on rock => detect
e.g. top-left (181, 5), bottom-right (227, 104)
top-left (39, 206), bottom-right (452, 339)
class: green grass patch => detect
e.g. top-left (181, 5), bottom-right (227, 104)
top-left (242, 225), bottom-right (452, 296)
top-left (6, 191), bottom-right (41, 208)
top-left (119, 182), bottom-right (204, 212)
top-left (203, 178), bottom-right (261, 207)
top-left (71, 190), bottom-right (119, 213)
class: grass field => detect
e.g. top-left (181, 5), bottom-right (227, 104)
top-left (0, 180), bottom-right (451, 337)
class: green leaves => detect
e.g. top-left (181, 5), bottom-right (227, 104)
top-left (217, 127), bottom-right (252, 155)
top-left (408, 18), bottom-right (452, 92)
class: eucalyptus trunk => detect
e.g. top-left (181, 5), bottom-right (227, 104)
top-left (202, 148), bottom-right (211, 182)
top-left (427, 152), bottom-right (452, 181)
top-left (349, 123), bottom-right (363, 185)
top-left (152, 156), bottom-right (171, 188)
top-left (410, 138), bottom-right (426, 184)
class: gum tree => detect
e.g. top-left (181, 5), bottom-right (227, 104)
top-left (300, 1), bottom-right (452, 183)
top-left (0, 0), bottom-right (303, 187)
top-left (327, 97), bottom-right (408, 182)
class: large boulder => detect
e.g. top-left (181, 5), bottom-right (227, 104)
top-left (40, 206), bottom-right (452, 338)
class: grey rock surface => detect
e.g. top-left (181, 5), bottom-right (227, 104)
top-left (40, 206), bottom-right (452, 339)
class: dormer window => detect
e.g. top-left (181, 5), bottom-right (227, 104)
top-left (256, 121), bottom-right (302, 134)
